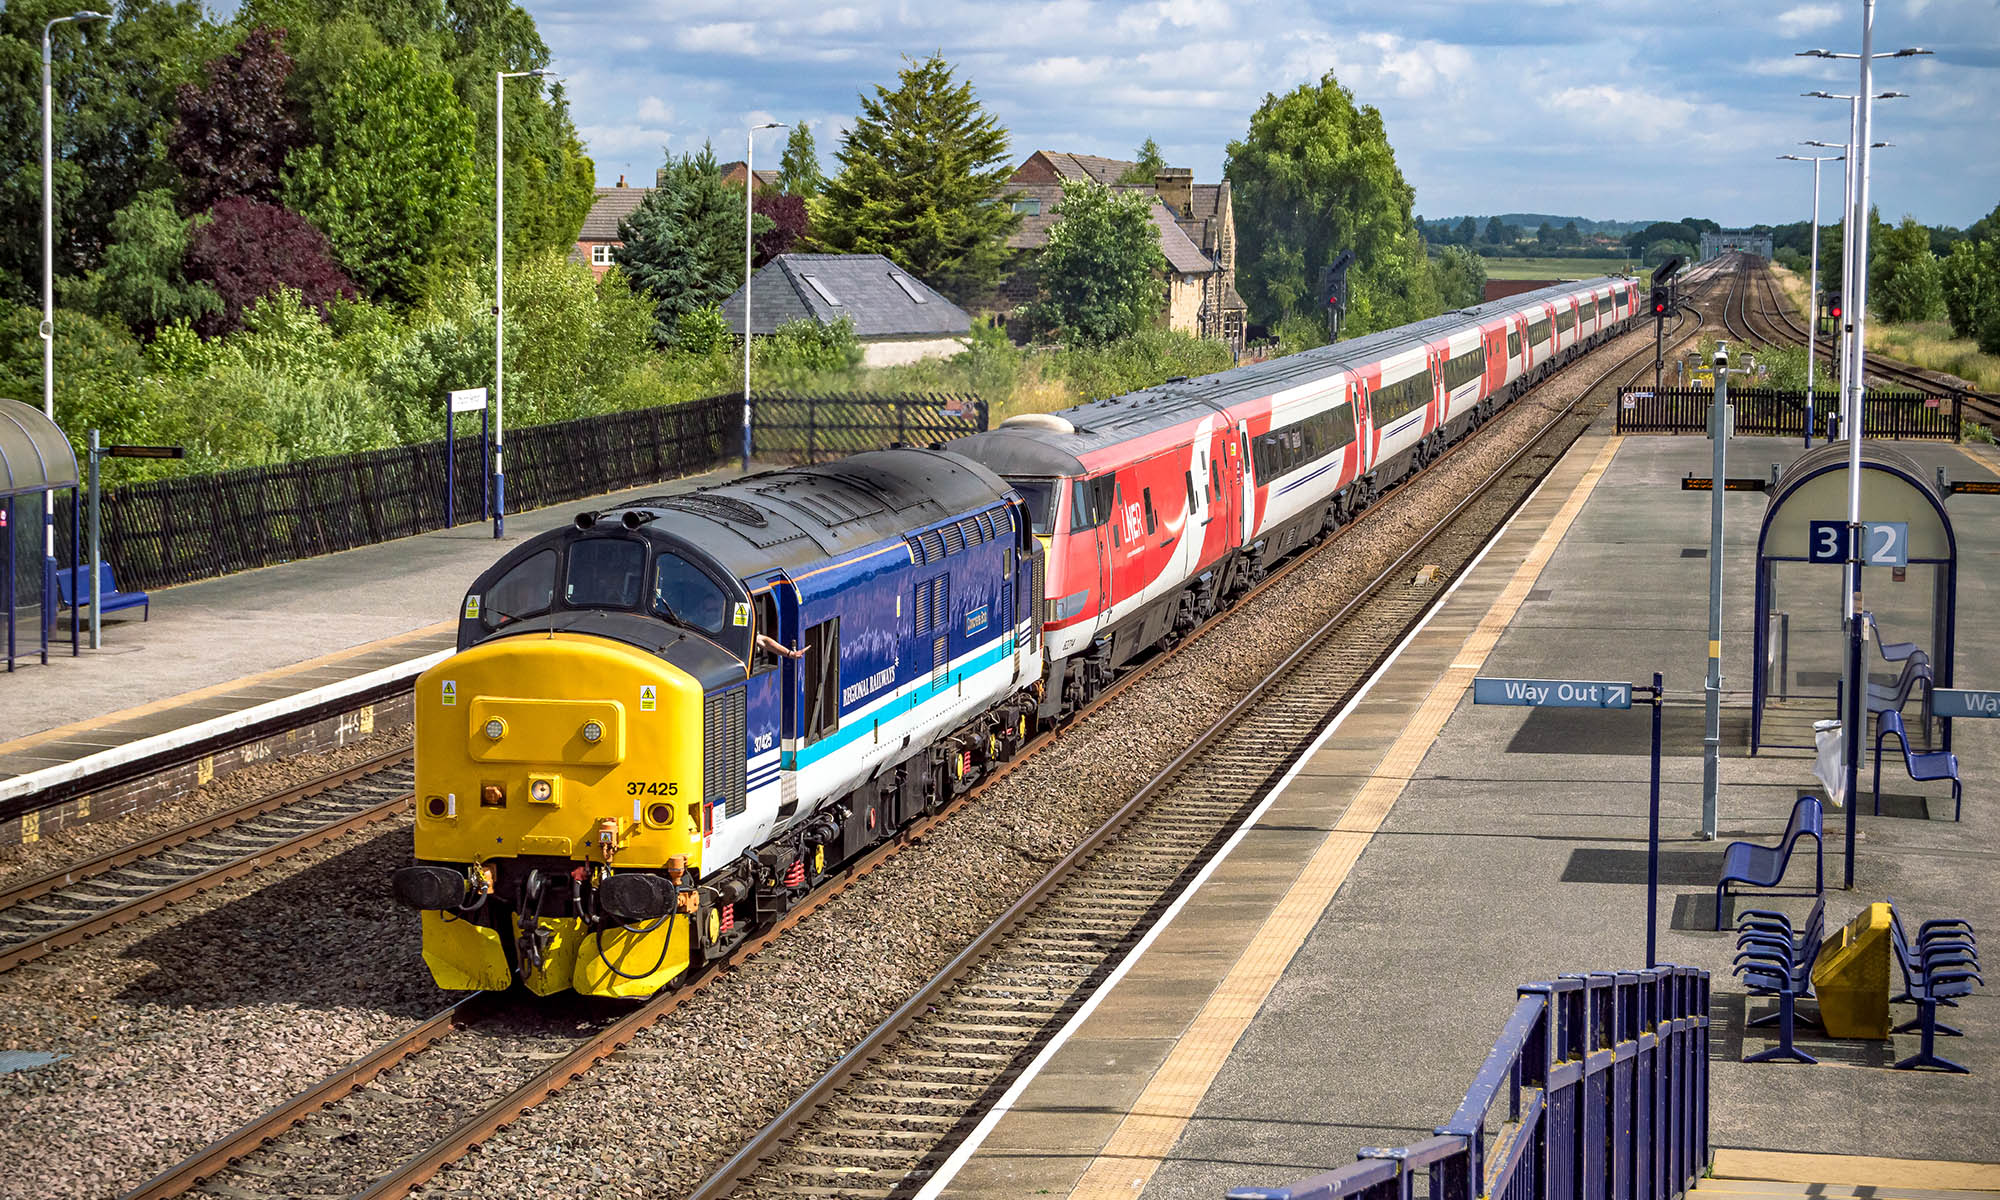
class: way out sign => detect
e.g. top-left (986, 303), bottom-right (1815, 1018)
top-left (1932, 689), bottom-right (2000, 719)
top-left (1473, 677), bottom-right (1632, 709)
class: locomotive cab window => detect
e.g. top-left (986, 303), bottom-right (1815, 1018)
top-left (480, 548), bottom-right (556, 630)
top-left (652, 552), bottom-right (728, 635)
top-left (1006, 478), bottom-right (1058, 536)
top-left (749, 591), bottom-right (782, 671)
top-left (1070, 474), bottom-right (1116, 533)
top-left (565, 537), bottom-right (646, 610)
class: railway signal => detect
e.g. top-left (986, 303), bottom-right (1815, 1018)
top-left (1648, 255), bottom-right (1684, 392)
top-left (1320, 250), bottom-right (1355, 342)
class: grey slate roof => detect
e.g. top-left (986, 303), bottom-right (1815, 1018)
top-left (577, 186), bottom-right (652, 240)
top-left (1004, 184), bottom-right (1214, 276)
top-left (1032, 151), bottom-right (1141, 184)
top-left (719, 254), bottom-right (973, 339)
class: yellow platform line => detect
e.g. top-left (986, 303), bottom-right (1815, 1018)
top-left (1065, 435), bottom-right (1625, 1200)
top-left (0, 620), bottom-right (454, 757)
top-left (1711, 1149), bottom-right (2000, 1193)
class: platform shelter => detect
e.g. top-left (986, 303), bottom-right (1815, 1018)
top-left (1753, 442), bottom-right (1955, 752)
top-left (0, 397), bottom-right (79, 671)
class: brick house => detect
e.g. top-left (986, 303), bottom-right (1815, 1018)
top-left (718, 162), bottom-right (782, 189)
top-left (1000, 152), bottom-right (1247, 353)
top-left (569, 175), bottom-right (651, 279)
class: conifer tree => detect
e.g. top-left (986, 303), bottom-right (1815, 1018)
top-left (815, 54), bottom-right (1020, 301)
top-left (778, 122), bottom-right (824, 198)
top-left (1116, 137), bottom-right (1168, 185)
top-left (615, 143), bottom-right (762, 346)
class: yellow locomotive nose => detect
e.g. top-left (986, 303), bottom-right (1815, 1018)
top-left (402, 634), bottom-right (710, 996)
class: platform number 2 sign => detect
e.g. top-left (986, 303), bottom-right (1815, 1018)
top-left (1808, 520), bottom-right (1908, 567)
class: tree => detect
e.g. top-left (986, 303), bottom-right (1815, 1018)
top-left (778, 122), bottom-right (824, 198)
top-left (1560, 220), bottom-right (1581, 247)
top-left (281, 44), bottom-right (482, 303)
top-left (1025, 178), bottom-right (1166, 344)
top-left (814, 54), bottom-right (1021, 301)
top-left (0, 0), bottom-right (225, 300)
top-left (1939, 238), bottom-right (1995, 342)
top-left (1116, 137), bottom-right (1168, 185)
top-left (170, 26), bottom-right (302, 211)
top-left (615, 143), bottom-right (761, 345)
top-left (1871, 215), bottom-right (1944, 323)
top-left (1535, 221), bottom-right (1556, 249)
top-left (1432, 245), bottom-right (1486, 310)
top-left (1484, 216), bottom-right (1512, 246)
top-left (67, 189), bottom-right (220, 336)
top-left (753, 190), bottom-right (809, 265)
top-left (1643, 239), bottom-right (1695, 268)
top-left (1223, 71), bottom-right (1439, 336)
top-left (184, 197), bottom-right (357, 335)
top-left (1454, 216), bottom-right (1478, 246)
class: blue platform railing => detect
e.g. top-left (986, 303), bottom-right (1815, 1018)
top-left (1227, 966), bottom-right (1710, 1200)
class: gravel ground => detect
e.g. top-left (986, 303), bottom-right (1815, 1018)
top-left (0, 726), bottom-right (412, 898)
top-left (0, 318), bottom-right (1693, 1200)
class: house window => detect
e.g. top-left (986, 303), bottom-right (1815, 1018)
top-left (800, 274), bottom-right (842, 305)
top-left (889, 273), bottom-right (929, 304)
top-left (1012, 198), bottom-right (1041, 216)
top-left (590, 244), bottom-right (614, 265)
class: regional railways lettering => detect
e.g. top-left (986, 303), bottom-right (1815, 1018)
top-left (843, 666), bottom-right (897, 707)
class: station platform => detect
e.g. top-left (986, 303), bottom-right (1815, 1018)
top-left (0, 464), bottom-right (750, 838)
top-left (935, 426), bottom-right (2000, 1200)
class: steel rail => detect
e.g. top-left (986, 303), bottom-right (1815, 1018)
top-left (0, 742), bottom-right (411, 913)
top-left (683, 302), bottom-right (1715, 1200)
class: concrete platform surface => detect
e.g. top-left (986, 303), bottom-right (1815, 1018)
top-left (938, 425), bottom-right (2000, 1200)
top-left (0, 463), bottom-right (751, 754)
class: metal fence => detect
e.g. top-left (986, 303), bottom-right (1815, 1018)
top-left (1228, 966), bottom-right (1710, 1200)
top-left (54, 391), bottom-right (989, 593)
top-left (751, 390), bottom-right (988, 464)
top-left (1617, 387), bottom-right (1961, 441)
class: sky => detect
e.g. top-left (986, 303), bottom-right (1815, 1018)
top-left (526, 0), bottom-right (1999, 230)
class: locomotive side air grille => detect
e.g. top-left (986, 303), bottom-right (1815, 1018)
top-left (724, 688), bottom-right (747, 818)
top-left (976, 512), bottom-right (994, 542)
top-left (931, 576), bottom-right (947, 628)
top-left (920, 530), bottom-right (945, 561)
top-left (1030, 546), bottom-right (1046, 631)
top-left (932, 635), bottom-right (947, 690)
top-left (915, 581), bottom-right (930, 633)
top-left (904, 534), bottom-right (928, 565)
top-left (941, 523), bottom-right (964, 555)
top-left (959, 517), bottom-right (983, 547)
top-left (703, 692), bottom-right (728, 818)
top-left (992, 507), bottom-right (1012, 537)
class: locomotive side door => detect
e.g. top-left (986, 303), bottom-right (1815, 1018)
top-left (1233, 418), bottom-right (1253, 544)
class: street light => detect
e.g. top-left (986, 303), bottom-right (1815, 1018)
top-left (1801, 12), bottom-right (1934, 892)
top-left (493, 66), bottom-right (555, 539)
top-left (1799, 87), bottom-right (1908, 423)
top-left (742, 120), bottom-right (787, 471)
top-left (1779, 152), bottom-right (1844, 444)
top-left (41, 9), bottom-right (109, 627)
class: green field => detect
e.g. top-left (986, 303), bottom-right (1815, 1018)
top-left (1480, 255), bottom-right (1646, 283)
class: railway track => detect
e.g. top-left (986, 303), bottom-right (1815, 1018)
top-left (118, 296), bottom-right (1715, 1200)
top-left (0, 745), bottom-right (414, 973)
top-left (684, 300), bottom-right (1719, 1200)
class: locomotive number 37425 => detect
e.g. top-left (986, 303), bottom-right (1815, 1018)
top-left (624, 781), bottom-right (680, 796)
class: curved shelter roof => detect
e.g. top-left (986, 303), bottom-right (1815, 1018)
top-left (0, 397), bottom-right (79, 499)
top-left (1759, 442), bottom-right (1954, 563)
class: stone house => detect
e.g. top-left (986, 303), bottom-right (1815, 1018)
top-left (1000, 152), bottom-right (1247, 353)
top-left (719, 254), bottom-right (972, 367)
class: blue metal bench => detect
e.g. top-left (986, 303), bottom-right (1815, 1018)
top-left (1887, 898), bottom-right (1977, 1015)
top-left (1715, 794), bottom-right (1822, 930)
top-left (55, 563), bottom-right (148, 622)
top-left (1873, 710), bottom-right (1961, 821)
top-left (1889, 914), bottom-right (1982, 1073)
top-left (1733, 896), bottom-right (1827, 1064)
top-left (1863, 610), bottom-right (1919, 663)
top-left (1865, 653), bottom-right (1930, 717)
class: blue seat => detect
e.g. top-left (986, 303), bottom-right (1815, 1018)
top-left (1733, 896), bottom-right (1827, 1064)
top-left (1886, 897), bottom-right (1978, 1015)
top-left (1863, 611), bottom-right (1920, 663)
top-left (1874, 710), bottom-right (1961, 821)
top-left (54, 563), bottom-right (148, 622)
top-left (1866, 654), bottom-right (1930, 716)
top-left (1889, 916), bottom-right (1982, 1073)
top-left (1715, 795), bottom-right (1823, 930)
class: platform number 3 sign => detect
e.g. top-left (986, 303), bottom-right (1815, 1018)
top-left (1808, 520), bottom-right (1908, 567)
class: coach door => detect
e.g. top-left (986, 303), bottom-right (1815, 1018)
top-left (1234, 419), bottom-right (1254, 543)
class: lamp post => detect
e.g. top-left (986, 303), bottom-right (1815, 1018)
top-left (741, 121), bottom-right (787, 471)
top-left (493, 66), bottom-right (555, 539)
top-left (1779, 151), bottom-right (1844, 444)
top-left (1801, 87), bottom-right (1907, 407)
top-left (41, 9), bottom-right (109, 623)
top-left (1799, 25), bottom-right (1931, 891)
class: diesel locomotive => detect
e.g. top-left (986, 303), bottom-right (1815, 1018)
top-left (393, 276), bottom-right (1636, 997)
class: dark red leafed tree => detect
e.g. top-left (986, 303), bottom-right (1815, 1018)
top-left (753, 191), bottom-right (809, 266)
top-left (170, 26), bottom-right (303, 212)
top-left (184, 198), bottom-right (356, 336)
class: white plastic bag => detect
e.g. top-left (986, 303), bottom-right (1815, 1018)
top-left (1812, 718), bottom-right (1846, 810)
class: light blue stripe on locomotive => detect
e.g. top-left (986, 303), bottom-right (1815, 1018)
top-left (781, 636), bottom-right (1016, 772)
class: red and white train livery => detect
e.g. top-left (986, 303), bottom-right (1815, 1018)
top-left (950, 275), bottom-right (1637, 717)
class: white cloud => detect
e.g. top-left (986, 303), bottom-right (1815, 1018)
top-left (1776, 4), bottom-right (1842, 36)
top-left (637, 97), bottom-right (674, 125)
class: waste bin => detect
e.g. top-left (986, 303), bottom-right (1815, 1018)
top-left (1812, 902), bottom-right (1891, 1038)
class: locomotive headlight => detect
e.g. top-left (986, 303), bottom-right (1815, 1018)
top-left (529, 778), bottom-right (554, 803)
top-left (484, 717), bottom-right (506, 741)
top-left (581, 720), bottom-right (604, 744)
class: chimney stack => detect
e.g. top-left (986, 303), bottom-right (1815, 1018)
top-left (616, 174), bottom-right (627, 187)
top-left (1154, 167), bottom-right (1193, 218)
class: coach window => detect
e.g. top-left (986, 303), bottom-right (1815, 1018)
top-left (481, 548), bottom-right (556, 630)
top-left (565, 537), bottom-right (645, 611)
top-left (1507, 329), bottom-right (1521, 359)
